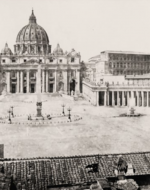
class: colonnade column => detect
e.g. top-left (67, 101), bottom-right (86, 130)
top-left (17, 71), bottom-right (19, 93)
top-left (147, 91), bottom-right (149, 107)
top-left (122, 91), bottom-right (125, 106)
top-left (54, 70), bottom-right (57, 92)
top-left (117, 91), bottom-right (120, 106)
top-left (136, 91), bottom-right (139, 107)
top-left (27, 70), bottom-right (29, 93)
top-left (42, 70), bottom-right (45, 93)
top-left (142, 91), bottom-right (144, 107)
top-left (20, 71), bottom-right (23, 93)
top-left (96, 91), bottom-right (99, 106)
top-left (112, 91), bottom-right (115, 106)
top-left (7, 72), bottom-right (10, 93)
top-left (46, 70), bottom-right (49, 93)
top-left (127, 91), bottom-right (130, 106)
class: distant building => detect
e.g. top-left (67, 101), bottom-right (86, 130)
top-left (0, 11), bottom-right (81, 95)
top-left (83, 51), bottom-right (150, 107)
top-left (90, 51), bottom-right (150, 78)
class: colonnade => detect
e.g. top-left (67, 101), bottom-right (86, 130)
top-left (97, 90), bottom-right (150, 107)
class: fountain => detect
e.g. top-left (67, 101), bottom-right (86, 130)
top-left (119, 95), bottom-right (141, 117)
top-left (126, 96), bottom-right (140, 117)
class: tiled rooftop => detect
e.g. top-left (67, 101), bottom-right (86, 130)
top-left (1, 152), bottom-right (150, 189)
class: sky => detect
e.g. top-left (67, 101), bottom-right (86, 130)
top-left (0, 0), bottom-right (150, 61)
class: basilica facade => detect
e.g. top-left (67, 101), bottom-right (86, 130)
top-left (0, 11), bottom-right (81, 95)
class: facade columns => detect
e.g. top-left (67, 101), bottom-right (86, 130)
top-left (147, 91), bottom-right (149, 107)
top-left (17, 71), bottom-right (19, 93)
top-left (131, 91), bottom-right (134, 98)
top-left (76, 70), bottom-right (80, 93)
top-left (42, 70), bottom-right (45, 93)
top-left (104, 91), bottom-right (107, 106)
top-left (36, 71), bottom-right (38, 93)
top-left (27, 70), bottom-right (29, 93)
top-left (54, 70), bottom-right (57, 92)
top-left (46, 70), bottom-right (49, 93)
top-left (20, 71), bottom-right (23, 93)
top-left (112, 91), bottom-right (115, 106)
top-left (107, 91), bottom-right (109, 106)
top-left (63, 70), bottom-right (67, 93)
top-left (7, 72), bottom-right (10, 93)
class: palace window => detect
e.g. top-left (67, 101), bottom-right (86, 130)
top-left (59, 71), bottom-right (63, 77)
top-left (71, 58), bottom-right (75, 62)
top-left (24, 59), bottom-right (27, 62)
top-left (39, 59), bottom-right (42, 63)
top-left (12, 72), bottom-right (16, 78)
top-left (30, 72), bottom-right (35, 78)
top-left (12, 60), bottom-right (16, 63)
top-left (2, 59), bottom-right (5, 63)
top-left (50, 58), bottom-right (53, 62)
top-left (23, 72), bottom-right (26, 77)
top-left (49, 72), bottom-right (53, 77)
top-left (59, 59), bottom-right (62, 63)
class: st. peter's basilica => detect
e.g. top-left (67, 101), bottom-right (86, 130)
top-left (0, 10), bottom-right (81, 95)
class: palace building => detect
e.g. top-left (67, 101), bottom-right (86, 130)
top-left (0, 10), bottom-right (81, 95)
top-left (83, 51), bottom-right (150, 107)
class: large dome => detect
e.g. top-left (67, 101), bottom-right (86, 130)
top-left (16, 10), bottom-right (49, 44)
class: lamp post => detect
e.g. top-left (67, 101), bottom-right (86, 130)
top-left (11, 106), bottom-right (14, 117)
top-left (67, 107), bottom-right (72, 120)
top-left (61, 103), bottom-right (65, 115)
top-left (8, 109), bottom-right (11, 123)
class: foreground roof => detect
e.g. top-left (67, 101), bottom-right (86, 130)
top-left (1, 151), bottom-right (150, 189)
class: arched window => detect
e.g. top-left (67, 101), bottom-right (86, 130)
top-left (59, 71), bottom-right (63, 77)
top-left (71, 57), bottom-right (75, 62)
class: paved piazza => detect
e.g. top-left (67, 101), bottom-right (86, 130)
top-left (0, 95), bottom-right (150, 158)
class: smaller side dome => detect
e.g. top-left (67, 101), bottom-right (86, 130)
top-left (1, 43), bottom-right (13, 55)
top-left (68, 49), bottom-right (80, 57)
top-left (53, 44), bottom-right (63, 55)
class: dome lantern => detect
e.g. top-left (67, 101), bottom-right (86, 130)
top-left (29, 9), bottom-right (36, 24)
